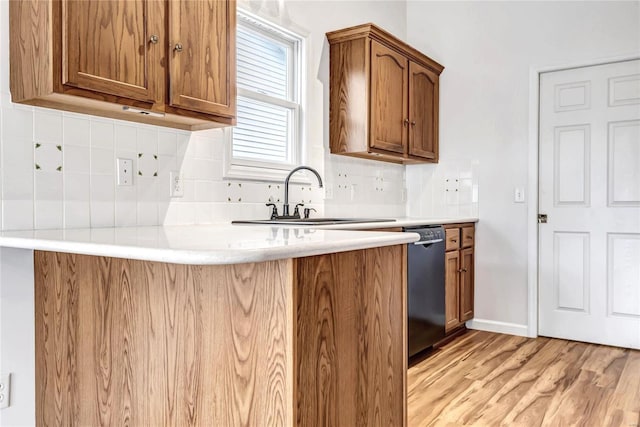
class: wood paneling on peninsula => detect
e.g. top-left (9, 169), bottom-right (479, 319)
top-left (35, 252), bottom-right (292, 426)
top-left (10, 0), bottom-right (235, 131)
top-left (327, 23), bottom-right (443, 164)
top-left (295, 245), bottom-right (406, 426)
top-left (35, 245), bottom-right (406, 426)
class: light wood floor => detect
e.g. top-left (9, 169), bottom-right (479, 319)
top-left (408, 330), bottom-right (640, 427)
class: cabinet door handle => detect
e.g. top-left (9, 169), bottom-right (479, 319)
top-left (174, 43), bottom-right (183, 52)
top-left (149, 35), bottom-right (159, 44)
top-left (403, 119), bottom-right (409, 127)
top-left (457, 268), bottom-right (468, 273)
top-left (410, 120), bottom-right (416, 126)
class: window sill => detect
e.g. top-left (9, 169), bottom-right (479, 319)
top-left (223, 162), bottom-right (312, 185)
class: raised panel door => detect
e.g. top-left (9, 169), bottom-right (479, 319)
top-left (539, 59), bottom-right (640, 349)
top-left (445, 250), bottom-right (460, 332)
top-left (408, 61), bottom-right (438, 160)
top-left (168, 0), bottom-right (236, 117)
top-left (63, 0), bottom-right (164, 104)
top-left (370, 40), bottom-right (408, 154)
top-left (460, 248), bottom-right (474, 321)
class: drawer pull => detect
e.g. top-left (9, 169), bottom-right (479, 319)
top-left (451, 239), bottom-right (457, 243)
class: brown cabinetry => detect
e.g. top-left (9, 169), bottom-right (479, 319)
top-left (10, 0), bottom-right (236, 131)
top-left (444, 223), bottom-right (475, 333)
top-left (327, 23), bottom-right (443, 164)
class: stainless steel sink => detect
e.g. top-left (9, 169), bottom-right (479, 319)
top-left (232, 218), bottom-right (396, 225)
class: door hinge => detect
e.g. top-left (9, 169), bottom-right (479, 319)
top-left (538, 214), bottom-right (548, 224)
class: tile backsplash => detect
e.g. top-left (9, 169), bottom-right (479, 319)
top-left (0, 92), bottom-right (407, 231)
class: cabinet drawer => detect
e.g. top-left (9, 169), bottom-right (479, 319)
top-left (462, 227), bottom-right (475, 248)
top-left (445, 228), bottom-right (460, 251)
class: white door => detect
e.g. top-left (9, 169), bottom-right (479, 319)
top-left (539, 59), bottom-right (640, 349)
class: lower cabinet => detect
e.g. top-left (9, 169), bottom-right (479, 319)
top-left (444, 223), bottom-right (475, 333)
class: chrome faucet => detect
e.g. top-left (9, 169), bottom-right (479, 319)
top-left (266, 166), bottom-right (323, 219)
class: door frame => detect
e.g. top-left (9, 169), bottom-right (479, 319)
top-left (526, 53), bottom-right (640, 338)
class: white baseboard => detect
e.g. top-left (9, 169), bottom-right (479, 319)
top-left (466, 318), bottom-right (530, 337)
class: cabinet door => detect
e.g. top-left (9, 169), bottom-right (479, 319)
top-left (63, 0), bottom-right (164, 104)
top-left (460, 248), bottom-right (474, 322)
top-left (370, 40), bottom-right (408, 154)
top-left (168, 0), bottom-right (236, 117)
top-left (408, 61), bottom-right (438, 160)
top-left (445, 250), bottom-right (460, 332)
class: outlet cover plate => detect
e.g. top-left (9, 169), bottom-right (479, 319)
top-left (117, 158), bottom-right (133, 186)
top-left (0, 373), bottom-right (11, 409)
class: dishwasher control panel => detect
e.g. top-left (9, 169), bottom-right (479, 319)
top-left (406, 226), bottom-right (444, 242)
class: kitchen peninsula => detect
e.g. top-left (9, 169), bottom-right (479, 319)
top-left (0, 225), bottom-right (417, 426)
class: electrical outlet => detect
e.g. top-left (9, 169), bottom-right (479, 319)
top-left (324, 184), bottom-right (334, 200)
top-left (514, 187), bottom-right (525, 203)
top-left (170, 171), bottom-right (184, 198)
top-left (0, 373), bottom-right (11, 409)
top-left (117, 158), bottom-right (133, 186)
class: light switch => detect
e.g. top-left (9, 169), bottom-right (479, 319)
top-left (514, 187), bottom-right (525, 203)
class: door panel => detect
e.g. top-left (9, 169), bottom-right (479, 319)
top-left (539, 59), bottom-right (640, 349)
top-left (370, 40), bottom-right (408, 154)
top-left (460, 248), bottom-right (474, 321)
top-left (445, 250), bottom-right (460, 332)
top-left (168, 0), bottom-right (236, 117)
top-left (64, 0), bottom-right (164, 103)
top-left (408, 61), bottom-right (438, 160)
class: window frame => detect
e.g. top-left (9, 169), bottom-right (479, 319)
top-left (224, 9), bottom-right (306, 183)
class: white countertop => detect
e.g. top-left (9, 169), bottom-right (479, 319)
top-left (0, 217), bottom-right (477, 265)
top-left (298, 217), bottom-right (479, 230)
top-left (0, 225), bottom-right (419, 265)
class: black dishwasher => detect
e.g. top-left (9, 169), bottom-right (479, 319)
top-left (405, 225), bottom-right (446, 358)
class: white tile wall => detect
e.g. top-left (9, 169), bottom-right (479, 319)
top-left (406, 159), bottom-right (480, 218)
top-left (0, 94), bottom-right (406, 230)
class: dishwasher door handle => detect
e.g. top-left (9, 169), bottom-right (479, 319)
top-left (413, 238), bottom-right (444, 246)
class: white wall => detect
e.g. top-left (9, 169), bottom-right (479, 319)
top-left (406, 1), bottom-right (640, 330)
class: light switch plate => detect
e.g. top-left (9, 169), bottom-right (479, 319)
top-left (514, 187), bottom-right (525, 203)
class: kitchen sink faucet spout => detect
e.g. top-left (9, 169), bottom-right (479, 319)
top-left (283, 166), bottom-right (323, 217)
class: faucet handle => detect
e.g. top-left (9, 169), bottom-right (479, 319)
top-left (303, 208), bottom-right (317, 219)
top-left (265, 203), bottom-right (279, 220)
top-left (293, 203), bottom-right (304, 218)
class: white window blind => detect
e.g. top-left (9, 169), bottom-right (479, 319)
top-left (226, 11), bottom-right (303, 179)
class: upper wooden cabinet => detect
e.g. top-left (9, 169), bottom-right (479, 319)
top-left (370, 40), bottom-right (408, 155)
top-left (167, 0), bottom-right (236, 118)
top-left (327, 23), bottom-right (443, 164)
top-left (10, 0), bottom-right (236, 131)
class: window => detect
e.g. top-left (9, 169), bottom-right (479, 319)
top-left (224, 10), bottom-right (304, 181)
